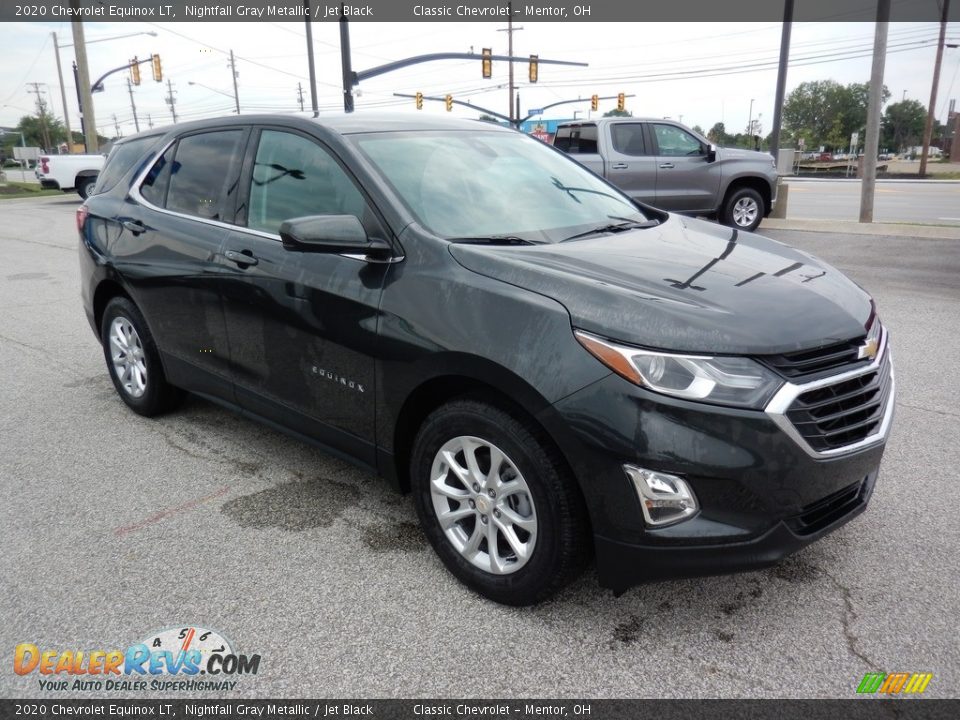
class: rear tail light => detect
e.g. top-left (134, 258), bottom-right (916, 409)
top-left (40, 157), bottom-right (50, 174)
top-left (76, 205), bottom-right (89, 233)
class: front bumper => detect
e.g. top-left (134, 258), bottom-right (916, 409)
top-left (544, 344), bottom-right (893, 593)
top-left (596, 470), bottom-right (877, 593)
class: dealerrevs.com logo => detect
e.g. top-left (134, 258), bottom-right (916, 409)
top-left (13, 626), bottom-right (261, 692)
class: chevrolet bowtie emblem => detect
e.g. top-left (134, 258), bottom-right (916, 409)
top-left (858, 338), bottom-right (879, 360)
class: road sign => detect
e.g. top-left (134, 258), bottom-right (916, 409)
top-left (528, 108), bottom-right (543, 115)
top-left (850, 132), bottom-right (859, 146)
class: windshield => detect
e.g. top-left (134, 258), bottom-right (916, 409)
top-left (351, 130), bottom-right (648, 243)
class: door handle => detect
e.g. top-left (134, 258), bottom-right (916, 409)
top-left (224, 249), bottom-right (259, 267)
top-left (611, 162), bottom-right (628, 170)
top-left (659, 162), bottom-right (675, 169)
top-left (121, 219), bottom-right (146, 234)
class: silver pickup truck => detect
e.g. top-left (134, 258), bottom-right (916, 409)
top-left (553, 118), bottom-right (778, 232)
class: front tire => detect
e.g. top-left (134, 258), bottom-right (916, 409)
top-left (721, 186), bottom-right (764, 232)
top-left (100, 297), bottom-right (183, 416)
top-left (411, 399), bottom-right (589, 606)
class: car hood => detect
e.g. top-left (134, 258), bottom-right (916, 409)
top-left (448, 215), bottom-right (873, 355)
top-left (717, 147), bottom-right (773, 163)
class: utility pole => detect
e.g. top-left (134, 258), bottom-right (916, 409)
top-left (304, 0), bottom-right (319, 117)
top-left (769, 0), bottom-right (793, 160)
top-left (297, 82), bottom-right (305, 111)
top-left (126, 77), bottom-right (140, 133)
top-left (228, 49), bottom-right (241, 114)
top-left (52, 31), bottom-right (73, 154)
top-left (71, 4), bottom-right (98, 153)
top-left (165, 79), bottom-right (178, 123)
top-left (112, 113), bottom-right (121, 138)
top-left (26, 82), bottom-right (52, 150)
top-left (919, 0), bottom-right (950, 177)
top-left (747, 98), bottom-right (755, 136)
top-left (147, 114), bottom-right (154, 129)
top-left (859, 0), bottom-right (890, 223)
top-left (340, 10), bottom-right (354, 112)
top-left (498, 4), bottom-right (523, 122)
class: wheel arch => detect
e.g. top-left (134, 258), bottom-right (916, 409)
top-left (92, 278), bottom-right (132, 333)
top-left (387, 361), bottom-right (580, 504)
top-left (722, 175), bottom-right (771, 216)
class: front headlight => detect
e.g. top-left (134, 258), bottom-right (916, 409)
top-left (575, 330), bottom-right (783, 409)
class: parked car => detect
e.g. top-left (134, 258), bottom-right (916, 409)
top-left (36, 152), bottom-right (106, 198)
top-left (552, 118), bottom-right (778, 232)
top-left (78, 114), bottom-right (894, 605)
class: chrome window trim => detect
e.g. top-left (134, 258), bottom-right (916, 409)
top-left (128, 137), bottom-right (405, 263)
top-left (764, 327), bottom-right (895, 459)
top-left (128, 137), bottom-right (268, 238)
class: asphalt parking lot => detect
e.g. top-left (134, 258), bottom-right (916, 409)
top-left (1, 195), bottom-right (958, 699)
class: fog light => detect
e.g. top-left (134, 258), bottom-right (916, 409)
top-left (624, 465), bottom-right (698, 527)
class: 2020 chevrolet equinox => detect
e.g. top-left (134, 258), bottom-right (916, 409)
top-left (78, 114), bottom-right (894, 605)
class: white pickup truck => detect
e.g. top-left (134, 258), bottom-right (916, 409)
top-left (36, 153), bottom-right (105, 199)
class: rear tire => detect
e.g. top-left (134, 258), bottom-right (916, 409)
top-left (410, 399), bottom-right (589, 606)
top-left (77, 177), bottom-right (95, 199)
top-left (721, 186), bottom-right (764, 232)
top-left (100, 297), bottom-right (183, 417)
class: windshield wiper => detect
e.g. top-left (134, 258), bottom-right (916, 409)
top-left (561, 218), bottom-right (660, 242)
top-left (449, 235), bottom-right (536, 246)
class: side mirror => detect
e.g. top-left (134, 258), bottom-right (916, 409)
top-left (279, 215), bottom-right (392, 259)
top-left (706, 144), bottom-right (718, 163)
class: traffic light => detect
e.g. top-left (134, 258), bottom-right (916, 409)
top-left (415, 92), bottom-right (423, 110)
top-left (130, 57), bottom-right (141, 86)
top-left (445, 94), bottom-right (453, 112)
top-left (151, 54), bottom-right (162, 83)
top-left (617, 92), bottom-right (625, 112)
top-left (528, 54), bottom-right (538, 84)
top-left (482, 48), bottom-right (492, 79)
top-left (591, 94), bottom-right (599, 112)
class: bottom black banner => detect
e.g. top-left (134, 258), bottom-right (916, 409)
top-left (1, 699), bottom-right (958, 720)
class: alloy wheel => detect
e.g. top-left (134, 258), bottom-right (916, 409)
top-left (109, 316), bottom-right (148, 398)
top-left (732, 196), bottom-right (759, 227)
top-left (429, 435), bottom-right (538, 575)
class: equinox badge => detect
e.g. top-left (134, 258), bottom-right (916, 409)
top-left (311, 366), bottom-right (365, 393)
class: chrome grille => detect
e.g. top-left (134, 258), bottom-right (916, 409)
top-left (761, 338), bottom-right (868, 379)
top-left (785, 347), bottom-right (893, 452)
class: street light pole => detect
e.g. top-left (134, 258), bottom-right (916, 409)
top-left (748, 98), bottom-right (755, 137)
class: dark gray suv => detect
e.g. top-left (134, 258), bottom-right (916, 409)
top-left (78, 114), bottom-right (893, 605)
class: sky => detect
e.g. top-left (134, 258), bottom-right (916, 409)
top-left (0, 20), bottom-right (958, 143)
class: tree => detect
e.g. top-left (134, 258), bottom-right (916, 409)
top-left (16, 112), bottom-right (66, 151)
top-left (603, 109), bottom-right (633, 117)
top-left (692, 124), bottom-right (705, 136)
top-left (478, 114), bottom-right (501, 123)
top-left (881, 100), bottom-right (926, 152)
top-left (783, 80), bottom-right (890, 151)
top-left (707, 122), bottom-right (731, 145)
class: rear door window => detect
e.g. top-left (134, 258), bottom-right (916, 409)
top-left (610, 124), bottom-right (648, 156)
top-left (139, 144), bottom-right (175, 207)
top-left (554, 124), bottom-right (598, 154)
top-left (163, 130), bottom-right (246, 221)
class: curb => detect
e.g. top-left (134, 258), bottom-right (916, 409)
top-left (760, 218), bottom-right (960, 239)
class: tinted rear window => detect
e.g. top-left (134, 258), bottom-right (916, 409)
top-left (164, 130), bottom-right (245, 221)
top-left (93, 135), bottom-right (162, 195)
top-left (553, 124), bottom-right (597, 154)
